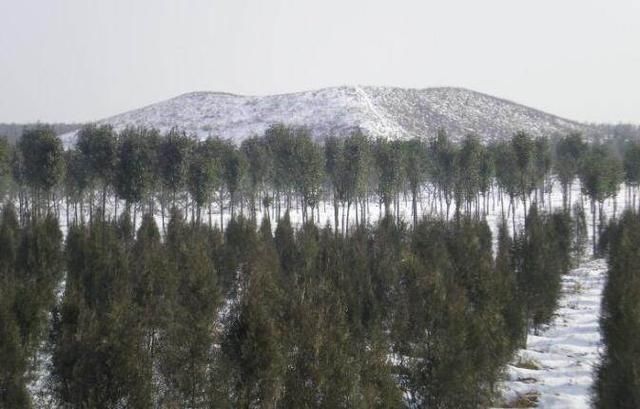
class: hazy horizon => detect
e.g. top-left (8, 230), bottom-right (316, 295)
top-left (1, 0), bottom-right (639, 124)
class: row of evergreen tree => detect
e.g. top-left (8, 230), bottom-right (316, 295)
top-left (1, 199), bottom-right (579, 408)
top-left (593, 210), bottom-right (640, 408)
top-left (1, 124), bottom-right (637, 241)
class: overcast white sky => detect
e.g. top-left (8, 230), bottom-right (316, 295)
top-left (1, 0), bottom-right (638, 124)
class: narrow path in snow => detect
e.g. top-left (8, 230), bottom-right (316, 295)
top-left (498, 258), bottom-right (607, 408)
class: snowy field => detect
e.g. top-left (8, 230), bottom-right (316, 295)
top-left (496, 259), bottom-right (607, 408)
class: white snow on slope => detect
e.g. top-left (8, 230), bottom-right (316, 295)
top-left (498, 258), bottom-right (607, 408)
top-left (61, 86), bottom-right (596, 145)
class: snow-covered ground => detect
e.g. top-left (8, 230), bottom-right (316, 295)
top-left (497, 259), bottom-right (607, 408)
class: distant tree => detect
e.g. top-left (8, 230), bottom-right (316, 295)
top-left (578, 144), bottom-right (623, 253)
top-left (533, 137), bottom-right (552, 207)
top-left (511, 131), bottom-right (536, 218)
top-left (264, 124), bottom-right (296, 218)
top-left (493, 141), bottom-right (520, 230)
top-left (114, 127), bottom-right (157, 218)
top-left (187, 140), bottom-right (220, 225)
top-left (18, 125), bottom-right (65, 214)
top-left (76, 124), bottom-right (117, 220)
top-left (291, 130), bottom-right (323, 223)
top-left (374, 138), bottom-right (402, 218)
top-left (477, 143), bottom-right (494, 215)
top-left (0, 137), bottom-right (11, 201)
top-left (325, 136), bottom-right (347, 232)
top-left (555, 133), bottom-right (587, 210)
top-left (403, 138), bottom-right (429, 225)
top-left (429, 130), bottom-right (457, 219)
top-left (623, 141), bottom-right (640, 209)
top-left (454, 135), bottom-right (482, 215)
top-left (241, 136), bottom-right (271, 220)
top-left (325, 130), bottom-right (370, 233)
top-left (220, 141), bottom-right (247, 219)
top-left (157, 129), bottom-right (193, 229)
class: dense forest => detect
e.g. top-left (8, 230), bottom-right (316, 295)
top-left (0, 123), bottom-right (638, 408)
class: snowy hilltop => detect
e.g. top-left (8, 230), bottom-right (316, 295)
top-left (62, 86), bottom-right (597, 145)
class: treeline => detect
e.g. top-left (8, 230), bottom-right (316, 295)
top-left (593, 210), bottom-right (640, 408)
top-left (0, 123), bottom-right (80, 144)
top-left (0, 199), bottom-right (578, 408)
top-left (1, 124), bottom-right (638, 242)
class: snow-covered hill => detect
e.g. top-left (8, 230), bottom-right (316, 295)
top-left (63, 86), bottom-right (597, 144)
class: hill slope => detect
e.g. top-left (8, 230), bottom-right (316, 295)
top-left (63, 86), bottom-right (597, 144)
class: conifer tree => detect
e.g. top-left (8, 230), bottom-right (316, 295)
top-left (555, 133), bottom-right (586, 210)
top-left (52, 220), bottom-right (151, 408)
top-left (622, 141), bottom-right (640, 209)
top-left (403, 138), bottom-right (428, 225)
top-left (594, 211), bottom-right (640, 408)
top-left (578, 144), bottom-right (623, 253)
top-left (0, 288), bottom-right (31, 408)
top-left (114, 127), bottom-right (158, 217)
top-left (222, 239), bottom-right (286, 408)
top-left (18, 125), bottom-right (65, 214)
top-left (157, 128), bottom-right (193, 228)
top-left (187, 140), bottom-right (220, 224)
top-left (241, 136), bottom-right (271, 220)
top-left (76, 124), bottom-right (117, 220)
top-left (160, 214), bottom-right (220, 408)
top-left (429, 130), bottom-right (457, 219)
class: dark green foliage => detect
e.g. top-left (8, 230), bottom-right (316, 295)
top-left (221, 139), bottom-right (247, 217)
top-left (516, 206), bottom-right (572, 330)
top-left (290, 131), bottom-right (323, 222)
top-left (623, 141), bottom-right (640, 187)
top-left (158, 128), bottom-right (193, 206)
top-left (160, 213), bottom-right (220, 408)
top-left (429, 130), bottom-right (457, 218)
top-left (187, 140), bottom-right (220, 223)
top-left (454, 135), bottom-right (483, 213)
top-left (114, 127), bottom-right (158, 207)
top-left (241, 136), bottom-right (271, 220)
top-left (0, 288), bottom-right (31, 408)
top-left (51, 220), bottom-right (152, 409)
top-left (403, 137), bottom-right (429, 225)
top-left (18, 126), bottom-right (65, 214)
top-left (399, 217), bottom-right (516, 408)
top-left (222, 240), bottom-right (286, 408)
top-left (2, 120), bottom-right (630, 408)
top-left (495, 221), bottom-right (526, 349)
top-left (572, 202), bottom-right (589, 264)
top-left (76, 124), bottom-right (117, 186)
top-left (578, 144), bottom-right (624, 252)
top-left (594, 211), bottom-right (640, 408)
top-left (0, 137), bottom-right (11, 200)
top-left (374, 138), bottom-right (403, 217)
top-left (555, 133), bottom-right (586, 209)
top-left (0, 210), bottom-right (62, 409)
